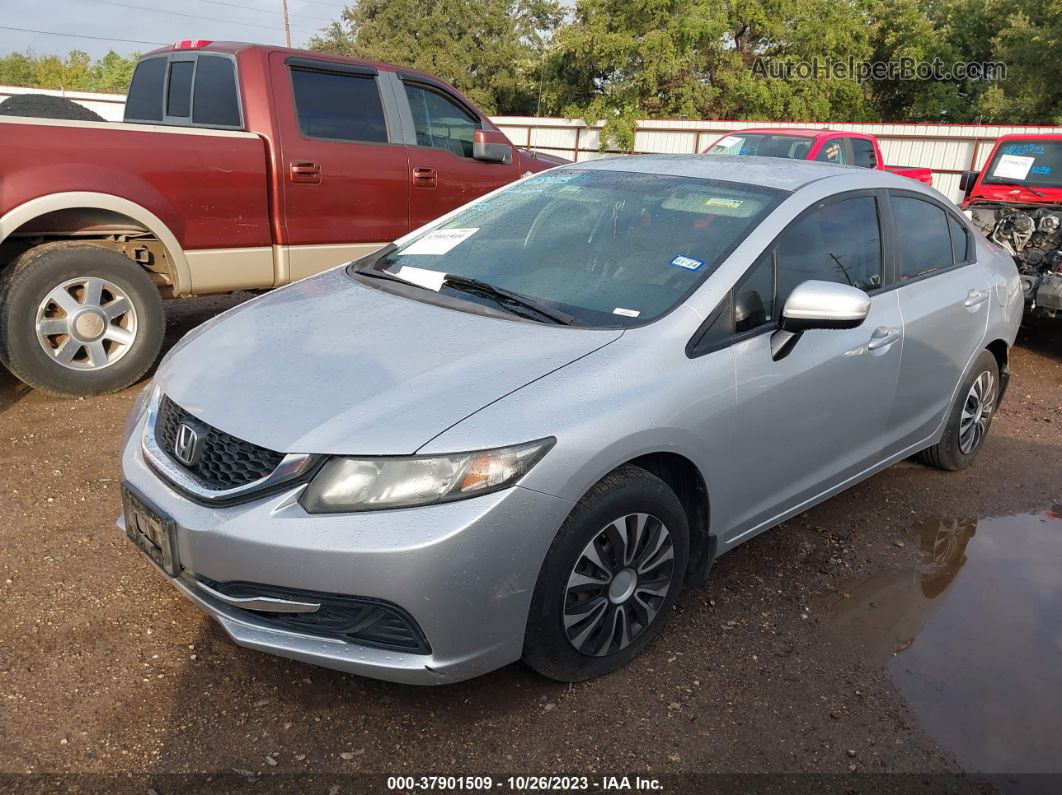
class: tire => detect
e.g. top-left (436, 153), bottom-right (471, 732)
top-left (0, 242), bottom-right (164, 397)
top-left (523, 464), bottom-right (689, 682)
top-left (917, 349), bottom-right (1000, 471)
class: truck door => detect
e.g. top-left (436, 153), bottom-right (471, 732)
top-left (269, 53), bottom-right (409, 282)
top-left (396, 77), bottom-right (519, 230)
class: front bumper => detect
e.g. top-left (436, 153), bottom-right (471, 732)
top-left (120, 414), bottom-right (574, 685)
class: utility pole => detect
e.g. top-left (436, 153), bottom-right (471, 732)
top-left (281, 0), bottom-right (292, 47)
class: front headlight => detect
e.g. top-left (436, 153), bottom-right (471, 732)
top-left (298, 438), bottom-right (555, 513)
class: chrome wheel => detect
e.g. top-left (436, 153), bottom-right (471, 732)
top-left (958, 370), bottom-right (995, 454)
top-left (563, 513), bottom-right (675, 657)
top-left (35, 277), bottom-right (138, 371)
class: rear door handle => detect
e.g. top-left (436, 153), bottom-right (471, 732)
top-left (290, 161), bottom-right (322, 184)
top-left (412, 166), bottom-right (438, 188)
top-left (964, 288), bottom-right (990, 308)
top-left (867, 326), bottom-right (902, 350)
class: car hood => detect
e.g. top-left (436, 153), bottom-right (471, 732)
top-left (155, 268), bottom-right (622, 455)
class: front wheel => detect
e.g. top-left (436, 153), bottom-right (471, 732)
top-left (917, 349), bottom-right (1000, 471)
top-left (523, 465), bottom-right (689, 681)
top-left (0, 242), bottom-right (164, 397)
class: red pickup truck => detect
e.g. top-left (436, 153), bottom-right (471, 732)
top-left (959, 133), bottom-right (1062, 319)
top-left (704, 128), bottom-right (933, 185)
top-left (0, 41), bottom-right (559, 397)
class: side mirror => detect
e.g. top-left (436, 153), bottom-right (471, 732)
top-left (473, 129), bottom-right (514, 164)
top-left (959, 170), bottom-right (980, 196)
top-left (771, 280), bottom-right (870, 360)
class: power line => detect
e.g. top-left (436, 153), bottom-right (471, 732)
top-left (0, 24), bottom-right (166, 47)
top-left (83, 0), bottom-right (319, 37)
top-left (189, 0), bottom-right (335, 24)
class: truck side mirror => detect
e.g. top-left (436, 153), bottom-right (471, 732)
top-left (473, 129), bottom-right (513, 164)
top-left (959, 170), bottom-right (980, 196)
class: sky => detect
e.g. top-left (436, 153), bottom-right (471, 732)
top-left (0, 0), bottom-right (349, 60)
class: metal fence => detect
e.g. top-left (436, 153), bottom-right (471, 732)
top-left (493, 116), bottom-right (1062, 202)
top-left (3, 85), bottom-right (1060, 203)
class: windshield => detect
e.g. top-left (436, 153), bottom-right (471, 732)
top-left (353, 170), bottom-right (783, 328)
top-left (982, 140), bottom-right (1062, 188)
top-left (706, 133), bottom-right (815, 160)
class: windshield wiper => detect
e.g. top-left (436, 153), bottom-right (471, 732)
top-left (986, 178), bottom-right (1047, 198)
top-left (442, 275), bottom-right (575, 325)
top-left (352, 267), bottom-right (429, 290)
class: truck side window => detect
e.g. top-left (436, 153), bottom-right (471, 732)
top-left (850, 138), bottom-right (877, 168)
top-left (815, 139), bottom-right (849, 165)
top-left (166, 61), bottom-right (194, 118)
top-left (403, 83), bottom-right (481, 158)
top-left (125, 57), bottom-right (166, 122)
top-left (192, 55), bottom-right (241, 128)
top-left (892, 196), bottom-right (953, 279)
top-left (290, 68), bottom-right (388, 143)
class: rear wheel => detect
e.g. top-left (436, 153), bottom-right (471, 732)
top-left (523, 465), bottom-right (689, 681)
top-left (0, 242), bottom-right (164, 397)
top-left (917, 349), bottom-right (999, 471)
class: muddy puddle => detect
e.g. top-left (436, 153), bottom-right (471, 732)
top-left (824, 506), bottom-right (1062, 776)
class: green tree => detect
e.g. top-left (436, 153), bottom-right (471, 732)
top-left (545, 0), bottom-right (874, 151)
top-left (91, 50), bottom-right (139, 94)
top-left (309, 0), bottom-right (563, 115)
top-left (991, 0), bottom-right (1062, 124)
top-left (0, 49), bottom-right (138, 93)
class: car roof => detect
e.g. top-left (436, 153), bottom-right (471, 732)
top-left (566, 154), bottom-right (884, 192)
top-left (729, 127), bottom-right (832, 137)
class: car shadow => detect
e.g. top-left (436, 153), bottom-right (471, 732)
top-left (0, 362), bottom-right (30, 416)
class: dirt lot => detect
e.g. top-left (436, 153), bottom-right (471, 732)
top-left (1, 296), bottom-right (1060, 792)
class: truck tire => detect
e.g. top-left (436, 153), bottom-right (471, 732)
top-left (0, 242), bottom-right (164, 397)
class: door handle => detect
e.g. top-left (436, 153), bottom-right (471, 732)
top-left (289, 161), bottom-right (322, 184)
top-left (963, 288), bottom-right (990, 308)
top-left (412, 166), bottom-right (438, 188)
top-left (867, 326), bottom-right (902, 350)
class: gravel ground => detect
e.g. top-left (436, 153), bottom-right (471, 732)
top-left (0, 295), bottom-right (1059, 791)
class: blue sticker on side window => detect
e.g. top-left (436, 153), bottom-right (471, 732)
top-left (670, 255), bottom-right (704, 271)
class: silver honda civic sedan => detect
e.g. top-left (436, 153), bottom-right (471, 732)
top-left (120, 155), bottom-right (1022, 684)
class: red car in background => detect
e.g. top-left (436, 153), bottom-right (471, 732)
top-left (704, 128), bottom-right (933, 185)
top-left (959, 133), bottom-right (1062, 319)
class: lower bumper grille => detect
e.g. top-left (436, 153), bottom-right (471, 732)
top-left (197, 578), bottom-right (431, 654)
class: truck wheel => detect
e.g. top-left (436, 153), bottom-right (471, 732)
top-left (0, 242), bottom-right (164, 397)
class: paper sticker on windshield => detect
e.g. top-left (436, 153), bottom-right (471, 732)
top-left (993, 154), bottom-right (1035, 181)
top-left (613, 307), bottom-right (640, 318)
top-left (716, 135), bottom-right (741, 148)
top-left (400, 228), bottom-right (478, 256)
top-left (704, 197), bottom-right (743, 209)
top-left (670, 255), bottom-right (704, 271)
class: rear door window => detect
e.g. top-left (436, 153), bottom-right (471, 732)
top-left (291, 68), bottom-right (389, 143)
top-left (892, 196), bottom-right (955, 279)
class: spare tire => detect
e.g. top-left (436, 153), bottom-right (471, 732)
top-left (0, 93), bottom-right (106, 122)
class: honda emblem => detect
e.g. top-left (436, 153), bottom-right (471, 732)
top-left (173, 423), bottom-right (201, 466)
